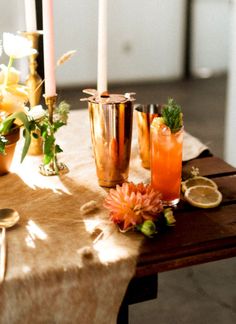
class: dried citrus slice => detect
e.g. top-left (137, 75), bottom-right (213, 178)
top-left (182, 176), bottom-right (217, 193)
top-left (184, 185), bottom-right (222, 208)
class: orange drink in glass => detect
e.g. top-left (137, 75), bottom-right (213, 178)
top-left (151, 118), bottom-right (183, 206)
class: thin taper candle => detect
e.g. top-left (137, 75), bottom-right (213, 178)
top-left (24, 0), bottom-right (37, 32)
top-left (42, 0), bottom-right (56, 97)
top-left (97, 0), bottom-right (108, 94)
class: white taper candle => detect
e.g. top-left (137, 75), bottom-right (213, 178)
top-left (24, 0), bottom-right (37, 32)
top-left (97, 0), bottom-right (108, 94)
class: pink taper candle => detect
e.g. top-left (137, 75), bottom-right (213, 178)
top-left (42, 0), bottom-right (56, 97)
top-left (97, 0), bottom-right (108, 94)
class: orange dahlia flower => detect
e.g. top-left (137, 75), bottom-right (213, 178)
top-left (104, 182), bottom-right (163, 230)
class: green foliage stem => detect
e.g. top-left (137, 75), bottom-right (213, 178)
top-left (162, 98), bottom-right (183, 133)
top-left (35, 100), bottom-right (70, 170)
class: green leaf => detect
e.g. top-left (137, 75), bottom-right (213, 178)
top-left (0, 111), bottom-right (32, 162)
top-left (55, 144), bottom-right (63, 154)
top-left (44, 135), bottom-right (55, 155)
top-left (21, 127), bottom-right (31, 162)
top-left (162, 98), bottom-right (183, 133)
top-left (42, 130), bottom-right (47, 139)
top-left (53, 120), bottom-right (65, 132)
top-left (0, 119), bottom-right (14, 134)
top-left (0, 135), bottom-right (8, 154)
top-left (43, 153), bottom-right (53, 165)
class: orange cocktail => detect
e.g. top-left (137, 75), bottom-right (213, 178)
top-left (151, 120), bottom-right (183, 206)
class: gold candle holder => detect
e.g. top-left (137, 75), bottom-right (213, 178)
top-left (39, 95), bottom-right (69, 176)
top-left (22, 31), bottom-right (43, 107)
top-left (45, 95), bottom-right (56, 124)
top-left (22, 31), bottom-right (43, 155)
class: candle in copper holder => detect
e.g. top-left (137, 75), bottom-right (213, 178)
top-left (22, 31), bottom-right (43, 155)
top-left (82, 89), bottom-right (135, 187)
top-left (39, 95), bottom-right (69, 176)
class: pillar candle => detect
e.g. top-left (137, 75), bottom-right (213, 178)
top-left (24, 0), bottom-right (37, 32)
top-left (42, 0), bottom-right (56, 97)
top-left (97, 0), bottom-right (108, 94)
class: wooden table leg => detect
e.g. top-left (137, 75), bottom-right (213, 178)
top-left (117, 274), bottom-right (158, 324)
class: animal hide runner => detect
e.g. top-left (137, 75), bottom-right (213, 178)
top-left (0, 110), bottom-right (143, 324)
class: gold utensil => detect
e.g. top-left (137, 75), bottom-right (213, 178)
top-left (0, 209), bottom-right (20, 283)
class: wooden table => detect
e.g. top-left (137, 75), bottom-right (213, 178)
top-left (1, 109), bottom-right (236, 323)
top-left (118, 156), bottom-right (236, 323)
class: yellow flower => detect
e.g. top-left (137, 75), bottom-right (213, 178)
top-left (0, 65), bottom-right (28, 114)
top-left (0, 64), bottom-right (20, 84)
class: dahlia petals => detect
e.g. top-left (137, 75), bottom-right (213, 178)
top-left (104, 182), bottom-right (163, 228)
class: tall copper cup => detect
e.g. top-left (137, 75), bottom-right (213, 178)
top-left (83, 90), bottom-right (135, 187)
top-left (135, 104), bottom-right (161, 169)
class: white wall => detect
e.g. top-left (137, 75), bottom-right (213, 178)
top-left (0, 0), bottom-right (231, 86)
top-left (0, 0), bottom-right (30, 76)
top-left (53, 0), bottom-right (186, 87)
top-left (0, 0), bottom-right (22, 33)
top-left (0, 0), bottom-right (24, 61)
top-left (192, 0), bottom-right (230, 76)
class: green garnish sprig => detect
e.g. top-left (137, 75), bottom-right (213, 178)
top-left (162, 98), bottom-right (183, 133)
top-left (33, 101), bottom-right (70, 166)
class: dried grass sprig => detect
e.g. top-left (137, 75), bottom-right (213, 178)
top-left (56, 50), bottom-right (77, 66)
top-left (33, 50), bottom-right (77, 96)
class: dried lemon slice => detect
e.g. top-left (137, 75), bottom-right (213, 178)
top-left (182, 176), bottom-right (217, 193)
top-left (184, 185), bottom-right (222, 208)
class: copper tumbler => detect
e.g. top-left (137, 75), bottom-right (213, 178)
top-left (135, 104), bottom-right (161, 169)
top-left (82, 90), bottom-right (135, 187)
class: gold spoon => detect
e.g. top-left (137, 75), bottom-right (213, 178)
top-left (0, 208), bottom-right (20, 283)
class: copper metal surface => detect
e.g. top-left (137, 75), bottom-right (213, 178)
top-left (135, 104), bottom-right (160, 169)
top-left (87, 92), bottom-right (135, 187)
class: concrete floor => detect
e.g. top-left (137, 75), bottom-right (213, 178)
top-left (59, 75), bottom-right (236, 324)
top-left (130, 258), bottom-right (236, 324)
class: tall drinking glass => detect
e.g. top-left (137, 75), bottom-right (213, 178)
top-left (135, 104), bottom-right (160, 169)
top-left (150, 121), bottom-right (183, 206)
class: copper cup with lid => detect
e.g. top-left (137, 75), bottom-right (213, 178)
top-left (82, 89), bottom-right (135, 187)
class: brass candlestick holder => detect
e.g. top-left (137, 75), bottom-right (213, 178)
top-left (23, 31), bottom-right (43, 106)
top-left (39, 95), bottom-right (69, 176)
top-left (45, 95), bottom-right (56, 124)
top-left (22, 31), bottom-right (43, 155)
